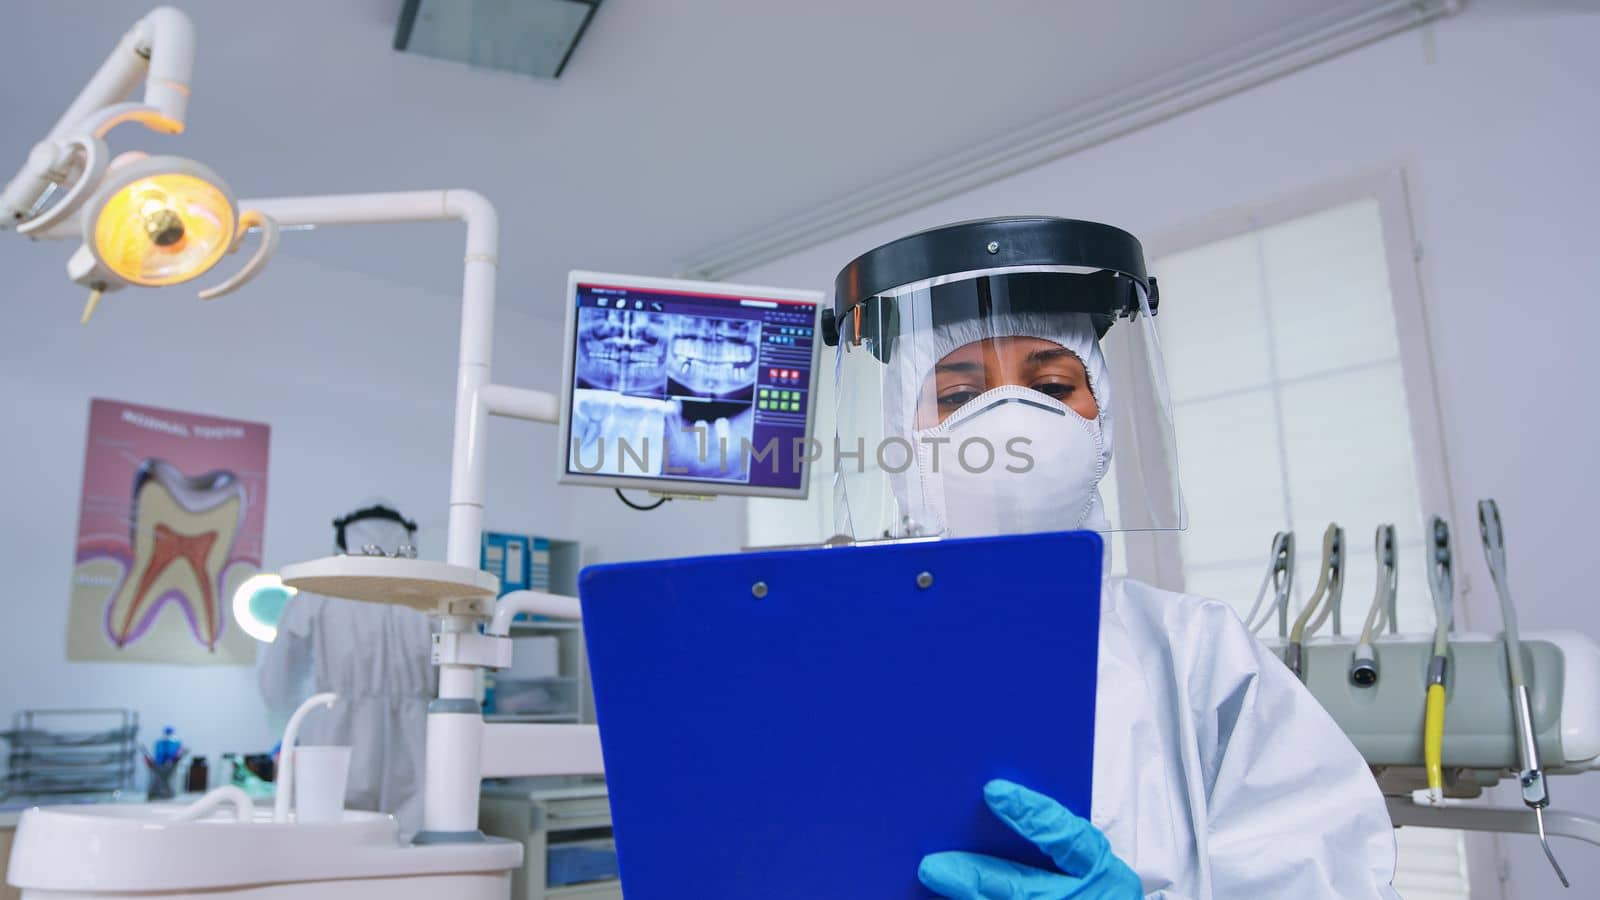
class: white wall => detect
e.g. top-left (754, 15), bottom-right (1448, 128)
top-left (730, 5), bottom-right (1600, 897)
top-left (0, 233), bottom-right (741, 782)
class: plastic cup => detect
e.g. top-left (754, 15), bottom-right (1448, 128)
top-left (292, 745), bottom-right (352, 824)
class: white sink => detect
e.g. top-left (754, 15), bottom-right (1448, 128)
top-left (7, 802), bottom-right (522, 899)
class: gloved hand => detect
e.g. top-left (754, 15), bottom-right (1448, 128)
top-left (919, 779), bottom-right (1142, 899)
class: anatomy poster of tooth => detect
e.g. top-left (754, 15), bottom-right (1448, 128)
top-left (67, 398), bottom-right (270, 664)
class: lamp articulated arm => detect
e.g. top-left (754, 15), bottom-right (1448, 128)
top-left (2, 6), bottom-right (195, 228)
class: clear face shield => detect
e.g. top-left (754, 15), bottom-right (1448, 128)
top-left (822, 217), bottom-right (1183, 541)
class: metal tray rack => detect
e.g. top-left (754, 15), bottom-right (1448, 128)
top-left (1, 708), bottom-right (139, 801)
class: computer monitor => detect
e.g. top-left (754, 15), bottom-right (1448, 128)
top-left (558, 271), bottom-right (824, 499)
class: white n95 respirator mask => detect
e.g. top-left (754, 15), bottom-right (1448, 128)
top-left (906, 385), bottom-right (1109, 538)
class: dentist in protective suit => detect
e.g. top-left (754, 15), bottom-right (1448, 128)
top-left (258, 503), bottom-right (435, 838)
top-left (822, 217), bottom-right (1399, 899)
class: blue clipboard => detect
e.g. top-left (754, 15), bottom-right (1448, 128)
top-left (579, 530), bottom-right (1103, 899)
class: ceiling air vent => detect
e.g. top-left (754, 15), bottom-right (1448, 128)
top-left (395, 0), bottom-right (603, 80)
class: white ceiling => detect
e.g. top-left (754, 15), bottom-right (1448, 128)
top-left (4, 0), bottom-right (1418, 315)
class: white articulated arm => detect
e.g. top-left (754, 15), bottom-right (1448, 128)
top-left (132, 6), bottom-right (195, 130)
top-left (4, 6), bottom-right (194, 226)
top-left (488, 590), bottom-right (583, 637)
top-left (46, 6), bottom-right (193, 142)
top-left (243, 190), bottom-right (501, 571)
top-left (481, 384), bottom-right (560, 423)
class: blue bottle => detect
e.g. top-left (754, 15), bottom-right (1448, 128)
top-left (154, 726), bottom-right (181, 766)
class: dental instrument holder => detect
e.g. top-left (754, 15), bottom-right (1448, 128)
top-left (1292, 630), bottom-right (1600, 864)
top-left (144, 758), bottom-right (179, 801)
top-left (1296, 637), bottom-right (1566, 770)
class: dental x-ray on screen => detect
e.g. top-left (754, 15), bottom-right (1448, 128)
top-left (558, 271), bottom-right (824, 499)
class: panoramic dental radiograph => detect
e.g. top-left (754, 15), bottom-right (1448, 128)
top-left (575, 308), bottom-right (670, 396)
top-left (667, 316), bottom-right (760, 400)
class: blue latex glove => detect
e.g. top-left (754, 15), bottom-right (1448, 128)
top-left (920, 780), bottom-right (1142, 899)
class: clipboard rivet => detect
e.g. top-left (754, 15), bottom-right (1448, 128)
top-left (916, 571), bottom-right (933, 589)
top-left (751, 581), bottom-right (769, 599)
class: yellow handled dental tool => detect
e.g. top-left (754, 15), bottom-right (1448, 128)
top-left (1423, 517), bottom-right (1454, 805)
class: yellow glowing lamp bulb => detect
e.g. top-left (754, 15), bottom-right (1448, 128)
top-left (133, 188), bottom-right (187, 247)
top-left (85, 156), bottom-right (237, 288)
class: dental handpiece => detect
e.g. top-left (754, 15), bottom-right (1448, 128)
top-left (1351, 525), bottom-right (1397, 687)
top-left (1479, 499), bottom-right (1569, 888)
top-left (1244, 532), bottom-right (1293, 636)
top-left (1276, 537), bottom-right (1294, 640)
top-left (1287, 524), bottom-right (1343, 679)
top-left (1423, 517), bottom-right (1453, 805)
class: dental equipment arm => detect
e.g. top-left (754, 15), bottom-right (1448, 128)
top-left (1351, 525), bottom-right (1398, 686)
top-left (477, 589), bottom-right (603, 783)
top-left (1286, 524), bottom-right (1344, 678)
top-left (2, 6), bottom-right (193, 226)
top-left (1388, 798), bottom-right (1600, 854)
top-left (188, 191), bottom-right (577, 840)
top-left (1480, 498), bottom-right (1569, 886)
top-left (1424, 517), bottom-right (1454, 805)
top-left (486, 589), bottom-right (581, 637)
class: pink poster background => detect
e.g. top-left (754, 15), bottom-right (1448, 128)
top-left (71, 398), bottom-right (270, 662)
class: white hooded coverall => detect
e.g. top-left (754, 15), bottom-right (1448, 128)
top-left (1095, 577), bottom-right (1399, 897)
top-left (257, 514), bottom-right (435, 837)
top-left (884, 311), bottom-right (1399, 897)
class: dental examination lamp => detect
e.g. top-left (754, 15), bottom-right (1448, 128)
top-left (1, 9), bottom-right (278, 322)
top-left (3, 5), bottom-right (601, 850)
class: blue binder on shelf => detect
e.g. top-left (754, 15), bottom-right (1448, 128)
top-left (579, 530), bottom-right (1104, 899)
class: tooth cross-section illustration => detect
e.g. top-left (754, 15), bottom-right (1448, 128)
top-left (106, 460), bottom-right (246, 650)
